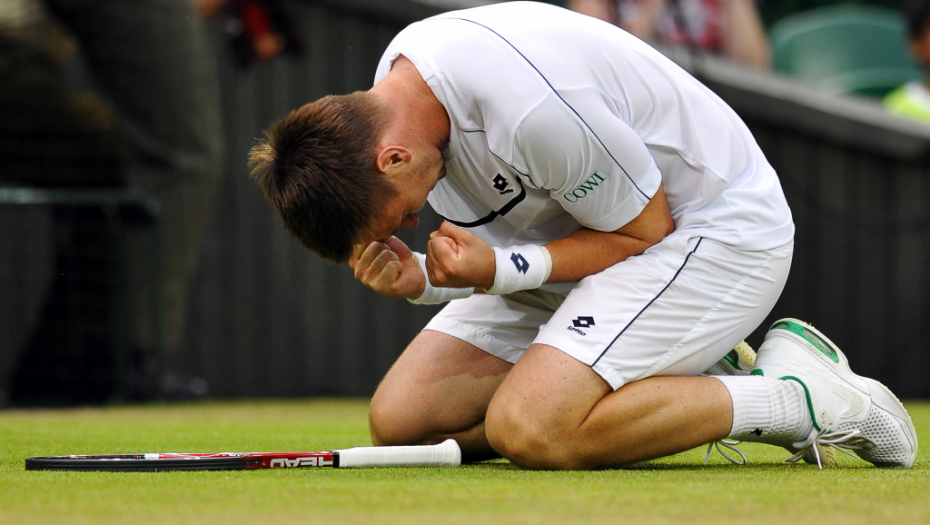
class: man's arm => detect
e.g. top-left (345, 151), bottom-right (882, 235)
top-left (426, 184), bottom-right (674, 289)
top-left (545, 184), bottom-right (673, 282)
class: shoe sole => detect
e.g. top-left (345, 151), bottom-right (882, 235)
top-left (703, 341), bottom-right (756, 376)
top-left (733, 340), bottom-right (756, 367)
top-left (861, 377), bottom-right (918, 469)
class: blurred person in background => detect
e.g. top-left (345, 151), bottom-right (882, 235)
top-left (884, 0), bottom-right (930, 124)
top-left (0, 0), bottom-right (223, 403)
top-left (570, 0), bottom-right (771, 69)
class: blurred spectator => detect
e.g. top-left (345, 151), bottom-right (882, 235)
top-left (569, 0), bottom-right (772, 69)
top-left (0, 0), bottom-right (223, 403)
top-left (884, 0), bottom-right (930, 124)
top-left (0, 1), bottom-right (125, 187)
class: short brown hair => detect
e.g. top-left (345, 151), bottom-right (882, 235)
top-left (249, 92), bottom-right (395, 263)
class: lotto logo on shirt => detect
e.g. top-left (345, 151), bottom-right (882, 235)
top-left (563, 170), bottom-right (610, 203)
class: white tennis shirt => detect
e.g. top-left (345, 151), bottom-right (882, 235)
top-left (374, 1), bottom-right (794, 251)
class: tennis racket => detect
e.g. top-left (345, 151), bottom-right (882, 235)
top-left (25, 439), bottom-right (461, 472)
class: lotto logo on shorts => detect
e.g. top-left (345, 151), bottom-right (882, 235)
top-left (568, 316), bottom-right (595, 336)
top-left (572, 317), bottom-right (595, 328)
top-left (510, 253), bottom-right (529, 273)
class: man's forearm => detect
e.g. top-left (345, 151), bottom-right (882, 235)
top-left (544, 184), bottom-right (675, 283)
top-left (424, 186), bottom-right (674, 290)
top-left (543, 227), bottom-right (657, 283)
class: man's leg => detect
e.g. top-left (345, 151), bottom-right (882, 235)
top-left (369, 329), bottom-right (512, 461)
top-left (478, 238), bottom-right (794, 469)
top-left (487, 327), bottom-right (918, 470)
top-left (485, 344), bottom-right (733, 470)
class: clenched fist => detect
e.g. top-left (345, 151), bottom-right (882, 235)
top-left (426, 221), bottom-right (496, 290)
top-left (350, 236), bottom-right (426, 299)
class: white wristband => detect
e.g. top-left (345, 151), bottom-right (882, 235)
top-left (407, 252), bottom-right (475, 305)
top-left (486, 245), bottom-right (552, 295)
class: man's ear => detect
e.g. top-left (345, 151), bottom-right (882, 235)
top-left (376, 145), bottom-right (413, 180)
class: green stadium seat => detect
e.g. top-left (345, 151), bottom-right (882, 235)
top-left (770, 5), bottom-right (924, 98)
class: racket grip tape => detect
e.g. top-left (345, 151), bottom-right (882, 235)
top-left (335, 439), bottom-right (461, 468)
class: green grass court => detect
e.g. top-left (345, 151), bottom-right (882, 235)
top-left (2, 398), bottom-right (927, 524)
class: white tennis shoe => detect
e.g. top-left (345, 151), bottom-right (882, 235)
top-left (752, 318), bottom-right (918, 469)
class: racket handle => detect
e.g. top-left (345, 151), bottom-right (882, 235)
top-left (336, 439), bottom-right (461, 468)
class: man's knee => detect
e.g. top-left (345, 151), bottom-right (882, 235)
top-left (368, 387), bottom-right (427, 446)
top-left (485, 395), bottom-right (588, 470)
top-left (484, 345), bottom-right (613, 470)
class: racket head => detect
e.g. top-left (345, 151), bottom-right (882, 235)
top-left (25, 454), bottom-right (248, 472)
top-left (24, 451), bottom-right (338, 471)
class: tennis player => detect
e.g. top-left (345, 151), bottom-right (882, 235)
top-left (250, 2), bottom-right (916, 469)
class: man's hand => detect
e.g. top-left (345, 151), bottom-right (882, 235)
top-left (350, 236), bottom-right (426, 299)
top-left (427, 222), bottom-right (496, 290)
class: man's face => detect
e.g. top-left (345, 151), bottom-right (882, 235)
top-left (356, 148), bottom-right (446, 250)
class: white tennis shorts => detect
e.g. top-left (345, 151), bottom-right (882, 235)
top-left (424, 235), bottom-right (793, 390)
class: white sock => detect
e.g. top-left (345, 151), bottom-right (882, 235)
top-left (715, 375), bottom-right (813, 447)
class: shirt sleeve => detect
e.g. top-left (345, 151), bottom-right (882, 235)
top-left (513, 91), bottom-right (662, 232)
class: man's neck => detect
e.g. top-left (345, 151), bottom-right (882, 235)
top-left (370, 56), bottom-right (450, 150)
